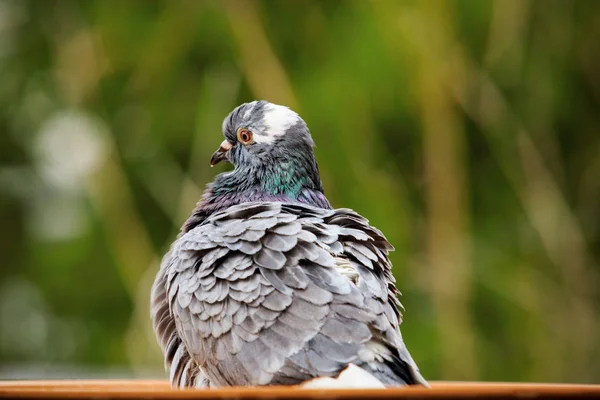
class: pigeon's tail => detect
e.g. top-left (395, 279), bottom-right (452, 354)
top-left (301, 356), bottom-right (429, 389)
top-left (356, 342), bottom-right (430, 387)
top-left (359, 359), bottom-right (416, 387)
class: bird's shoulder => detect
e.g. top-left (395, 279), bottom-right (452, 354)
top-left (174, 201), bottom-right (399, 308)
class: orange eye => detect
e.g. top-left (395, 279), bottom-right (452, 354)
top-left (237, 128), bottom-right (253, 144)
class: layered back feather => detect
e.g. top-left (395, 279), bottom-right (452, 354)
top-left (151, 202), bottom-right (427, 387)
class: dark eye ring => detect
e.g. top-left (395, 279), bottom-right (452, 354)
top-left (237, 128), bottom-right (253, 145)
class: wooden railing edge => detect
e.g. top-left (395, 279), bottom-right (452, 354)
top-left (1, 380), bottom-right (599, 399)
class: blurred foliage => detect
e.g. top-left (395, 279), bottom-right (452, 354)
top-left (1, 0), bottom-right (599, 383)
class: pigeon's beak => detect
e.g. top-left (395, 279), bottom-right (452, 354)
top-left (210, 140), bottom-right (233, 167)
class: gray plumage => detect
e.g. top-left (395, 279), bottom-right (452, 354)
top-left (152, 202), bottom-right (427, 387)
top-left (151, 100), bottom-right (427, 388)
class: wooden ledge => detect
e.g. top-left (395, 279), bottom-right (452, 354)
top-left (1, 380), bottom-right (599, 399)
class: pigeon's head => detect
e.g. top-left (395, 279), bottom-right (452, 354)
top-left (210, 101), bottom-right (324, 196)
top-left (183, 101), bottom-right (329, 230)
top-left (211, 101), bottom-right (314, 167)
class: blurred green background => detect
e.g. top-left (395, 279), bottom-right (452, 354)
top-left (1, 0), bottom-right (599, 383)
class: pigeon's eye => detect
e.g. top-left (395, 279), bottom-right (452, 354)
top-left (237, 128), bottom-right (253, 145)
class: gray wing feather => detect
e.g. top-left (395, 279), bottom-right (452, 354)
top-left (151, 202), bottom-right (426, 387)
top-left (151, 260), bottom-right (209, 388)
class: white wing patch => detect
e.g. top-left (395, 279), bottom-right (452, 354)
top-left (334, 256), bottom-right (359, 284)
top-left (253, 103), bottom-right (300, 144)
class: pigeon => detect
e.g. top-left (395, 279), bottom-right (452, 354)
top-left (151, 100), bottom-right (428, 388)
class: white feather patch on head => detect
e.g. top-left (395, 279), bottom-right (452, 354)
top-left (243, 101), bottom-right (257, 119)
top-left (253, 103), bottom-right (300, 144)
